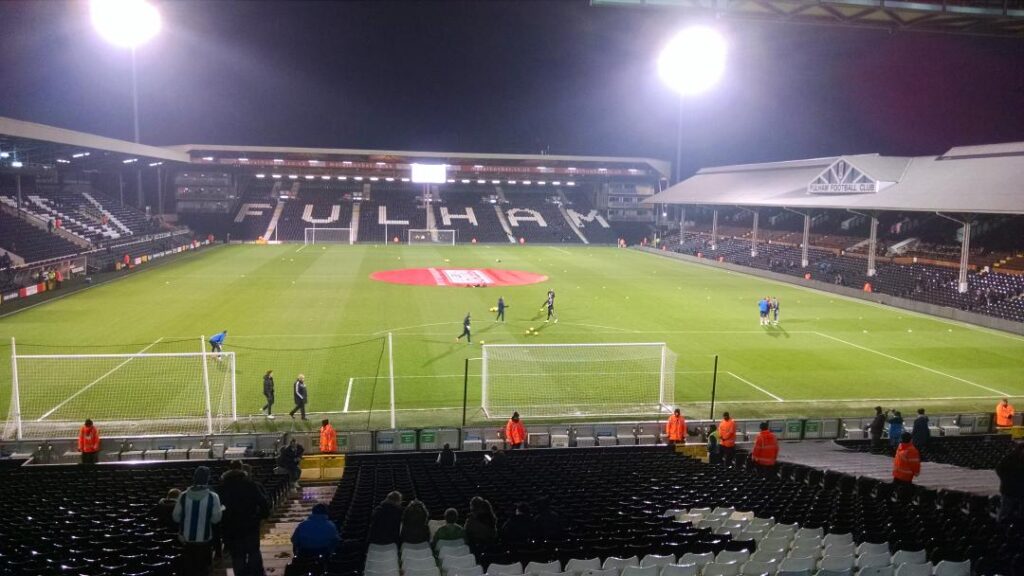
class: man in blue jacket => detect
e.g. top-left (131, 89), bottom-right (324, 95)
top-left (292, 504), bottom-right (340, 558)
top-left (209, 330), bottom-right (227, 360)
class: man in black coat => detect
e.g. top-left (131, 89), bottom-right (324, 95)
top-left (367, 491), bottom-right (403, 545)
top-left (868, 406), bottom-right (887, 452)
top-left (289, 374), bottom-right (308, 420)
top-left (217, 461), bottom-right (271, 576)
top-left (261, 370), bottom-right (275, 418)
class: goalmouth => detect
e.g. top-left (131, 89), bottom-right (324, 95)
top-left (408, 229), bottom-right (456, 245)
top-left (305, 227), bottom-right (354, 245)
top-left (480, 342), bottom-right (677, 419)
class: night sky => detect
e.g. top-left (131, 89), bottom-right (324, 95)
top-left (1, 1), bottom-right (1022, 177)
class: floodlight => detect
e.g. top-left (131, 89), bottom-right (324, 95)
top-left (91, 0), bottom-right (161, 49)
top-left (0, 152), bottom-right (8, 159)
top-left (255, 174), bottom-right (266, 179)
top-left (658, 26), bottom-right (727, 96)
top-left (411, 164), bottom-right (447, 184)
top-left (11, 161), bottom-right (23, 168)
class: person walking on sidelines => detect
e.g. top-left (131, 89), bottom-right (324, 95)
top-left (456, 312), bottom-right (472, 343)
top-left (665, 408), bottom-right (686, 446)
top-left (289, 374), bottom-right (308, 420)
top-left (868, 406), bottom-right (887, 453)
top-left (319, 419), bottom-right (337, 453)
top-left (892, 432), bottom-right (921, 491)
top-left (718, 412), bottom-right (737, 467)
top-left (996, 398), bottom-right (1016, 429)
top-left (78, 419), bottom-right (101, 464)
top-left (751, 421), bottom-right (779, 475)
top-left (495, 297), bottom-right (507, 322)
top-left (261, 370), bottom-right (276, 418)
top-left (505, 412), bottom-right (526, 449)
top-left (173, 466), bottom-right (224, 576)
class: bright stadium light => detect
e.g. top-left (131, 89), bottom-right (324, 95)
top-left (90, 0), bottom-right (161, 49)
top-left (658, 26), bottom-right (727, 97)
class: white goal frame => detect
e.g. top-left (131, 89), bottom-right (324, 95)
top-left (5, 337), bottom-right (237, 440)
top-left (480, 342), bottom-right (676, 419)
top-left (407, 228), bottom-right (457, 245)
top-left (304, 227), bottom-right (354, 245)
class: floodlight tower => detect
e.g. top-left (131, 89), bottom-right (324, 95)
top-left (658, 26), bottom-right (727, 242)
top-left (91, 0), bottom-right (161, 206)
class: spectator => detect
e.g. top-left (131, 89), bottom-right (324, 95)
top-left (276, 438), bottom-right (301, 487)
top-left (291, 504), bottom-right (340, 558)
top-left (996, 398), bottom-right (1016, 429)
top-left (706, 424), bottom-right (720, 465)
top-left (486, 445), bottom-right (507, 467)
top-left (892, 432), bottom-right (921, 490)
top-left (217, 460), bottom-right (270, 576)
top-left (500, 501), bottom-right (533, 545)
top-left (665, 408), bottom-right (686, 446)
top-left (432, 508), bottom-right (465, 547)
top-left (400, 499), bottom-right (430, 544)
top-left (367, 491), bottom-right (403, 545)
top-left (532, 498), bottom-right (565, 541)
top-left (464, 496), bottom-right (497, 553)
top-left (78, 419), bottom-right (100, 464)
top-left (151, 488), bottom-right (181, 531)
top-left (750, 421), bottom-right (779, 475)
top-left (319, 419), bottom-right (337, 454)
top-left (437, 443), bottom-right (456, 466)
top-left (718, 412), bottom-right (737, 467)
top-left (173, 466), bottom-right (223, 576)
top-left (505, 411), bottom-right (526, 449)
top-left (868, 406), bottom-right (887, 452)
top-left (888, 411), bottom-right (904, 450)
top-left (996, 443), bottom-right (1024, 523)
top-left (912, 408), bottom-right (930, 449)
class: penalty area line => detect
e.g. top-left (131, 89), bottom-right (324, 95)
top-left (727, 371), bottom-right (784, 402)
top-left (37, 337), bottom-right (166, 421)
top-left (343, 378), bottom-right (353, 413)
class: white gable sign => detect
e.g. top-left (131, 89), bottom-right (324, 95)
top-left (808, 159), bottom-right (878, 195)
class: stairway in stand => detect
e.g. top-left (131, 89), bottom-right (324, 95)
top-left (260, 485), bottom-right (338, 575)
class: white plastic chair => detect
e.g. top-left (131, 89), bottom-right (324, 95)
top-left (787, 547), bottom-right (823, 561)
top-left (759, 538), bottom-right (792, 553)
top-left (856, 567), bottom-right (894, 576)
top-left (486, 562), bottom-right (524, 575)
top-left (790, 536), bottom-right (823, 550)
top-left (679, 553), bottom-right (715, 569)
top-left (819, 556), bottom-right (855, 572)
top-left (738, 530), bottom-right (767, 543)
top-left (768, 523), bottom-right (798, 538)
top-left (405, 541), bottom-right (432, 551)
top-left (891, 551), bottom-right (927, 567)
top-left (369, 543), bottom-right (399, 555)
top-left (404, 556), bottom-right (439, 571)
top-left (525, 560), bottom-right (561, 575)
top-left (698, 519), bottom-right (725, 531)
top-left (893, 564), bottom-right (932, 576)
top-left (856, 544), bottom-right (889, 557)
top-left (717, 551), bottom-right (751, 565)
top-left (712, 506), bottom-right (738, 518)
top-left (748, 517), bottom-right (775, 531)
top-left (582, 570), bottom-right (620, 576)
top-left (365, 569), bottom-right (401, 576)
top-left (933, 560), bottom-right (969, 576)
top-left (436, 539), bottom-right (467, 550)
top-left (565, 558), bottom-right (601, 574)
top-left (779, 557), bottom-right (817, 573)
top-left (857, 555), bottom-right (892, 570)
top-left (688, 507), bottom-right (712, 517)
top-left (450, 567), bottom-right (485, 576)
top-left (703, 563), bottom-right (741, 576)
top-left (816, 570), bottom-right (853, 576)
top-left (740, 560), bottom-right (777, 575)
top-left (407, 568), bottom-right (442, 576)
top-left (822, 534), bottom-right (853, 548)
top-left (795, 527), bottom-right (824, 539)
top-left (641, 555), bottom-right (676, 569)
top-left (660, 565), bottom-right (698, 576)
top-left (440, 545), bottom-right (473, 559)
top-left (443, 554), bottom-right (479, 572)
top-left (824, 544), bottom-right (856, 558)
top-left (367, 559), bottom-right (401, 572)
top-left (405, 547), bottom-right (437, 561)
top-left (603, 557), bottom-right (640, 572)
top-left (750, 550), bottom-right (785, 564)
top-left (622, 566), bottom-right (660, 576)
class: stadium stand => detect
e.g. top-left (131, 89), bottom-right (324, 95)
top-left (0, 210), bottom-right (81, 263)
top-left (359, 188), bottom-right (428, 243)
top-left (275, 186), bottom-right (357, 242)
top-left (230, 180), bottom-right (279, 240)
top-left (502, 191), bottom-right (579, 244)
top-left (299, 446), bottom-right (1023, 576)
top-left (836, 434), bottom-right (1018, 469)
top-left (435, 189), bottom-right (512, 244)
top-left (0, 459), bottom-right (287, 576)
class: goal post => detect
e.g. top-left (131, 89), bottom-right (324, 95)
top-left (4, 337), bottom-right (237, 440)
top-left (304, 227), bottom-right (353, 245)
top-left (480, 342), bottom-right (677, 419)
top-left (408, 229), bottom-right (456, 245)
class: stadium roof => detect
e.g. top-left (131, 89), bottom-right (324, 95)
top-left (0, 116), bottom-right (190, 173)
top-left (646, 142), bottom-right (1024, 215)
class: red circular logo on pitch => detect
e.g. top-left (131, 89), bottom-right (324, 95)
top-left (371, 268), bottom-right (548, 287)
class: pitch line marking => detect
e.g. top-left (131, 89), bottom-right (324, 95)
top-left (727, 371), bottom-right (784, 402)
top-left (37, 337), bottom-right (165, 421)
top-left (373, 321), bottom-right (457, 335)
top-left (548, 247), bottom-right (572, 255)
top-left (343, 378), bottom-right (354, 413)
top-left (295, 244), bottom-right (308, 253)
top-left (812, 331), bottom-right (1010, 396)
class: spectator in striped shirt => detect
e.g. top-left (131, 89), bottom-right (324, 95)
top-left (173, 466), bottom-right (223, 576)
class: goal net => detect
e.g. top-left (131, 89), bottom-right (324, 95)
top-left (481, 342), bottom-right (677, 418)
top-left (305, 227), bottom-right (353, 245)
top-left (408, 229), bottom-right (456, 245)
top-left (4, 342), bottom-right (237, 440)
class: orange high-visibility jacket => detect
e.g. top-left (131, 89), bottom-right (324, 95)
top-left (996, 403), bottom-right (1015, 427)
top-left (505, 419), bottom-right (526, 445)
top-left (751, 430), bottom-right (779, 466)
top-left (320, 424), bottom-right (337, 453)
top-left (78, 425), bottom-right (100, 454)
top-left (718, 419), bottom-right (736, 448)
top-left (665, 414), bottom-right (686, 442)
top-left (893, 442), bottom-right (921, 482)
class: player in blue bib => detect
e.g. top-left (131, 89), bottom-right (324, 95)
top-left (758, 298), bottom-right (770, 326)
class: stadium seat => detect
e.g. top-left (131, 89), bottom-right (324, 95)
top-left (440, 545), bottom-right (473, 559)
top-left (660, 565), bottom-right (699, 576)
top-left (407, 556), bottom-right (441, 571)
top-left (750, 550), bottom-right (786, 564)
top-left (408, 568), bottom-right (443, 576)
top-left (451, 567), bottom-right (486, 576)
top-left (893, 564), bottom-right (932, 576)
top-left (857, 555), bottom-right (892, 570)
top-left (704, 564), bottom-right (743, 576)
top-left (679, 553), bottom-right (715, 569)
top-left (816, 570), bottom-right (853, 576)
top-left (822, 534), bottom-right (853, 548)
top-left (933, 561), bottom-right (970, 576)
top-left (622, 567), bottom-right (660, 576)
top-left (824, 544), bottom-right (856, 558)
top-left (741, 560), bottom-right (777, 575)
top-left (779, 557), bottom-right (817, 574)
top-left (759, 538), bottom-right (792, 553)
top-left (604, 556), bottom-right (641, 571)
top-left (718, 551), bottom-right (751, 565)
top-left (566, 558), bottom-right (602, 574)
top-left (582, 570), bottom-right (620, 576)
top-left (444, 554), bottom-right (479, 572)
top-left (891, 551), bottom-right (927, 566)
top-left (525, 560), bottom-right (562, 574)
top-left (487, 562), bottom-right (525, 575)
top-left (819, 556), bottom-right (856, 573)
top-left (856, 544), bottom-right (890, 557)
top-left (856, 567), bottom-right (895, 576)
top-left (641, 555), bottom-right (676, 569)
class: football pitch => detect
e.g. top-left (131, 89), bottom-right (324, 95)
top-left (2, 243), bottom-right (1023, 437)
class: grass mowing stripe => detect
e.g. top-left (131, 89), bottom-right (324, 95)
top-left (812, 331), bottom-right (1009, 396)
top-left (36, 337), bottom-right (165, 421)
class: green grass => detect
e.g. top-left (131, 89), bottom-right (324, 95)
top-left (2, 244), bottom-right (1022, 437)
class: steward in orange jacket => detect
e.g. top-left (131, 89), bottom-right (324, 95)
top-left (892, 432), bottom-right (921, 484)
top-left (751, 422), bottom-right (779, 471)
top-left (505, 412), bottom-right (526, 449)
top-left (665, 409), bottom-right (686, 444)
top-left (320, 419), bottom-right (337, 453)
top-left (718, 412), bottom-right (737, 466)
top-left (996, 399), bottom-right (1015, 428)
top-left (78, 419), bottom-right (100, 464)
